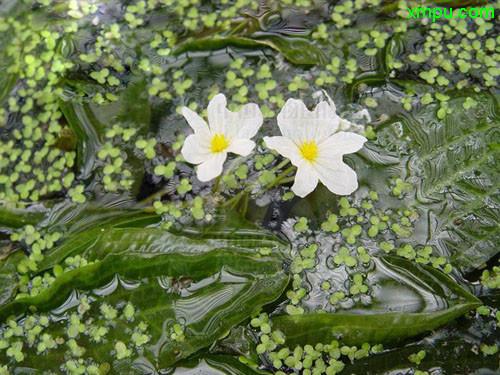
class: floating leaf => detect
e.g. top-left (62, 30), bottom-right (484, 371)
top-left (0, 221), bottom-right (289, 370)
top-left (0, 251), bottom-right (23, 306)
top-left (376, 90), bottom-right (500, 271)
top-left (176, 354), bottom-right (271, 375)
top-left (173, 35), bottom-right (327, 66)
top-left (271, 256), bottom-right (481, 346)
top-left (0, 206), bottom-right (46, 230)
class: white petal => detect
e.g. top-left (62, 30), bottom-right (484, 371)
top-left (277, 98), bottom-right (309, 141)
top-left (291, 163), bottom-right (319, 198)
top-left (234, 103), bottom-right (263, 139)
top-left (207, 93), bottom-right (228, 134)
top-left (263, 136), bottom-right (302, 165)
top-left (314, 160), bottom-right (359, 195)
top-left (313, 101), bottom-right (339, 134)
top-left (207, 94), bottom-right (262, 141)
top-left (318, 132), bottom-right (367, 157)
top-left (196, 153), bottom-right (226, 182)
top-left (181, 107), bottom-right (210, 136)
top-left (227, 139), bottom-right (255, 156)
top-left (277, 98), bottom-right (339, 144)
top-left (181, 134), bottom-right (211, 164)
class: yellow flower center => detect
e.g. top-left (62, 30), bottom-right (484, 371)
top-left (210, 133), bottom-right (229, 153)
top-left (299, 141), bottom-right (318, 162)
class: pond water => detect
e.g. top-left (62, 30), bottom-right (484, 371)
top-left (0, 0), bottom-right (498, 374)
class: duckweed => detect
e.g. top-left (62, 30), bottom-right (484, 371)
top-left (0, 0), bottom-right (497, 373)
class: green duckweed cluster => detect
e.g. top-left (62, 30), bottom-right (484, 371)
top-left (97, 125), bottom-right (139, 193)
top-left (407, 17), bottom-right (498, 89)
top-left (9, 225), bottom-right (63, 296)
top-left (277, 177), bottom-right (463, 329)
top-left (0, 14), bottom-right (79, 205)
top-left (480, 264), bottom-right (500, 289)
top-left (1, 0), bottom-right (498, 206)
top-left (250, 311), bottom-right (384, 375)
top-left (0, 293), bottom-right (154, 372)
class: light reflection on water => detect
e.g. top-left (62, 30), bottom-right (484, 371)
top-left (297, 234), bottom-right (458, 314)
top-left (368, 257), bottom-right (448, 313)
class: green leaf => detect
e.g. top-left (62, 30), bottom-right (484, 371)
top-left (343, 308), bottom-right (500, 375)
top-left (271, 256), bottom-right (480, 347)
top-left (376, 89), bottom-right (499, 271)
top-left (172, 210), bottom-right (287, 244)
top-left (176, 354), bottom-right (271, 375)
top-left (59, 99), bottom-right (104, 179)
top-left (254, 35), bottom-right (328, 66)
top-left (0, 206), bottom-right (46, 230)
top-left (40, 200), bottom-right (160, 236)
top-left (15, 202), bottom-right (159, 275)
top-left (0, 251), bottom-right (23, 306)
top-left (0, 224), bottom-right (289, 370)
top-left (37, 208), bottom-right (282, 274)
top-left (173, 35), bottom-right (327, 66)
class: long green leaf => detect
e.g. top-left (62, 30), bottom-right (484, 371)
top-left (0, 251), bottom-right (23, 306)
top-left (0, 206), bottom-right (46, 230)
top-left (173, 35), bottom-right (327, 66)
top-left (175, 354), bottom-right (271, 375)
top-left (0, 224), bottom-right (289, 370)
top-left (376, 89), bottom-right (500, 271)
top-left (271, 256), bottom-right (481, 346)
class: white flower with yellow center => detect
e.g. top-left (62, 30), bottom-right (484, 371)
top-left (264, 98), bottom-right (367, 197)
top-left (181, 94), bottom-right (263, 182)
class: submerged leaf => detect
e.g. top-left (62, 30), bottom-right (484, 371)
top-left (173, 35), bottom-right (327, 66)
top-left (376, 90), bottom-right (499, 271)
top-left (271, 256), bottom-right (480, 346)
top-left (176, 354), bottom-right (271, 375)
top-left (0, 206), bottom-right (46, 230)
top-left (0, 251), bottom-right (23, 306)
top-left (59, 100), bottom-right (104, 179)
top-left (0, 223), bottom-right (289, 370)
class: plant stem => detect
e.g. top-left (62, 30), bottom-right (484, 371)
top-left (266, 166), bottom-right (295, 189)
top-left (222, 162), bottom-right (296, 208)
top-left (212, 156), bottom-right (248, 194)
top-left (277, 176), bottom-right (295, 185)
top-left (270, 159), bottom-right (290, 173)
top-left (212, 175), bottom-right (221, 193)
top-left (139, 186), bottom-right (173, 206)
top-left (222, 189), bottom-right (245, 208)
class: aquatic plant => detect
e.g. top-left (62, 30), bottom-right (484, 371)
top-left (264, 97), bottom-right (367, 197)
top-left (0, 0), bottom-right (498, 374)
top-left (181, 93), bottom-right (263, 182)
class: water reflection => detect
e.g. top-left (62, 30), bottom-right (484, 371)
top-left (300, 235), bottom-right (461, 314)
top-left (368, 257), bottom-right (448, 313)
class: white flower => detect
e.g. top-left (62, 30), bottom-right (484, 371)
top-left (263, 98), bottom-right (367, 198)
top-left (181, 94), bottom-right (263, 182)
